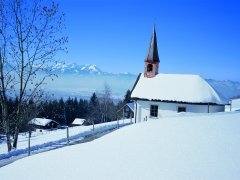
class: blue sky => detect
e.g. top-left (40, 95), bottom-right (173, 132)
top-left (57, 0), bottom-right (240, 81)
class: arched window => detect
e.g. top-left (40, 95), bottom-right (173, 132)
top-left (147, 64), bottom-right (153, 72)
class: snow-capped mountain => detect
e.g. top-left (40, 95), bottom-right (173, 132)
top-left (44, 63), bottom-right (240, 100)
top-left (51, 63), bottom-right (104, 75)
top-left (50, 63), bottom-right (136, 76)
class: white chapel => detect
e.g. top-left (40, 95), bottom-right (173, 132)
top-left (130, 27), bottom-right (227, 123)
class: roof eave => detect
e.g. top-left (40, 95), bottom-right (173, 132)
top-left (131, 97), bottom-right (228, 106)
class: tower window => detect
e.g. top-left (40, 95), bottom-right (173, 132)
top-left (150, 105), bottom-right (158, 117)
top-left (147, 64), bottom-right (153, 72)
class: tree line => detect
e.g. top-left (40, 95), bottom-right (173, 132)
top-left (0, 89), bottom-right (132, 147)
top-left (38, 93), bottom-right (119, 125)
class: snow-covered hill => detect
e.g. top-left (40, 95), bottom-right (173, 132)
top-left (1, 112), bottom-right (240, 179)
top-left (0, 120), bottom-right (131, 162)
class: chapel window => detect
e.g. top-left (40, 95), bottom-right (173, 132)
top-left (178, 107), bottom-right (186, 113)
top-left (150, 105), bottom-right (158, 117)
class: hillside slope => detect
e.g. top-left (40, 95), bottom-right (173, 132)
top-left (1, 112), bottom-right (240, 179)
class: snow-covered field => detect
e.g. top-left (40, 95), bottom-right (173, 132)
top-left (0, 112), bottom-right (240, 179)
top-left (0, 120), bottom-right (131, 161)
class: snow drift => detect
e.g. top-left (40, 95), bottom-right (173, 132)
top-left (0, 112), bottom-right (240, 179)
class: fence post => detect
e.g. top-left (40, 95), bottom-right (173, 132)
top-left (122, 109), bottom-right (124, 119)
top-left (230, 100), bottom-right (232, 112)
top-left (67, 126), bottom-right (69, 145)
top-left (117, 118), bottom-right (119, 129)
top-left (92, 120), bottom-right (95, 131)
top-left (28, 131), bottom-right (31, 156)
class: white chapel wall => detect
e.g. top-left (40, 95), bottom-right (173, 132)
top-left (134, 100), bottom-right (225, 122)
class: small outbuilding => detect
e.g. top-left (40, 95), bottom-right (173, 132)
top-left (71, 118), bottom-right (86, 126)
top-left (230, 98), bottom-right (240, 111)
top-left (29, 118), bottom-right (60, 130)
top-left (117, 103), bottom-right (134, 119)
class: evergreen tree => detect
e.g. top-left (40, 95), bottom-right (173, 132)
top-left (65, 97), bottom-right (74, 125)
top-left (124, 90), bottom-right (132, 104)
top-left (88, 93), bottom-right (100, 124)
top-left (73, 97), bottom-right (79, 117)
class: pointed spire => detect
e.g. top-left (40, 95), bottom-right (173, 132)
top-left (145, 25), bottom-right (160, 62)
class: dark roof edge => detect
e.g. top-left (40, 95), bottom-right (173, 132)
top-left (131, 97), bottom-right (229, 106)
top-left (130, 73), bottom-right (142, 96)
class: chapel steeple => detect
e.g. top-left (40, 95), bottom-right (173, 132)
top-left (144, 26), bottom-right (160, 78)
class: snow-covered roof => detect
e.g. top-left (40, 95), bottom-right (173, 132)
top-left (131, 73), bottom-right (227, 105)
top-left (29, 118), bottom-right (59, 126)
top-left (72, 118), bottom-right (86, 125)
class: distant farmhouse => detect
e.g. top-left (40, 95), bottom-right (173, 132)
top-left (131, 27), bottom-right (227, 123)
top-left (71, 118), bottom-right (86, 126)
top-left (29, 118), bottom-right (60, 130)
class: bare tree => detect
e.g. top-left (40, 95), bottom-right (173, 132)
top-left (0, 0), bottom-right (14, 152)
top-left (99, 83), bottom-right (112, 123)
top-left (0, 0), bottom-right (67, 151)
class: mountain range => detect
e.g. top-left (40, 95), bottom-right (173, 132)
top-left (43, 63), bottom-right (240, 101)
top-left (50, 63), bottom-right (134, 76)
